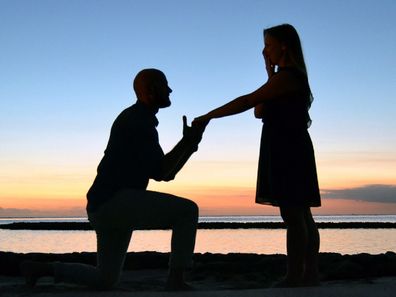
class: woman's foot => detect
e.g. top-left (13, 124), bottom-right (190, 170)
top-left (19, 260), bottom-right (54, 287)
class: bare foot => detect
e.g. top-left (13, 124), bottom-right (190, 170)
top-left (19, 260), bottom-right (54, 287)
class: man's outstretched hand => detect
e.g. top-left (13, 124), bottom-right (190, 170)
top-left (183, 115), bottom-right (208, 147)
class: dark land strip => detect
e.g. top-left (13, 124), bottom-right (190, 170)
top-left (1, 221), bottom-right (396, 230)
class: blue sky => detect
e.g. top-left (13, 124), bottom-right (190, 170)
top-left (1, 0), bottom-right (396, 215)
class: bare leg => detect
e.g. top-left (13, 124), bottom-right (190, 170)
top-left (303, 208), bottom-right (320, 285)
top-left (279, 207), bottom-right (307, 286)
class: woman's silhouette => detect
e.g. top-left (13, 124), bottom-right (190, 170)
top-left (194, 24), bottom-right (321, 287)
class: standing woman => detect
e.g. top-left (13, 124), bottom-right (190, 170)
top-left (194, 24), bottom-right (321, 287)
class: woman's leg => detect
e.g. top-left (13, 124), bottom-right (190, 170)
top-left (279, 206), bottom-right (307, 285)
top-left (303, 208), bottom-right (320, 284)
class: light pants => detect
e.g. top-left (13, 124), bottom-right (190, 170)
top-left (54, 189), bottom-right (199, 289)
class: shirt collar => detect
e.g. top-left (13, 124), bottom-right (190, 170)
top-left (135, 100), bottom-right (159, 127)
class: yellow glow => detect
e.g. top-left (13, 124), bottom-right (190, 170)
top-left (316, 151), bottom-right (396, 188)
top-left (1, 153), bottom-right (396, 215)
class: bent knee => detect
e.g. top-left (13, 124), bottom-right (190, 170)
top-left (184, 199), bottom-right (199, 219)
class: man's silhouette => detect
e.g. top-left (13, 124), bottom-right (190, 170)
top-left (20, 68), bottom-right (206, 290)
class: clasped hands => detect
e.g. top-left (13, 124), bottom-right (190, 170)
top-left (182, 115), bottom-right (210, 150)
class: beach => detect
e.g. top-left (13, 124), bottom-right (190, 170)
top-left (1, 218), bottom-right (396, 295)
top-left (1, 251), bottom-right (396, 296)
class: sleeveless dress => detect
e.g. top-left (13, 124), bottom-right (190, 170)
top-left (255, 67), bottom-right (321, 207)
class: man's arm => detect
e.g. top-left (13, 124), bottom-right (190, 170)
top-left (158, 116), bottom-right (206, 181)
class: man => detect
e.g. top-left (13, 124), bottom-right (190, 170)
top-left (21, 69), bottom-right (206, 290)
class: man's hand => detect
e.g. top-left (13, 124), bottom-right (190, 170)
top-left (160, 116), bottom-right (208, 182)
top-left (183, 115), bottom-right (207, 147)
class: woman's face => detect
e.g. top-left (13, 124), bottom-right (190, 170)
top-left (263, 34), bottom-right (284, 66)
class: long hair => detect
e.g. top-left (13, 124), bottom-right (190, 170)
top-left (264, 24), bottom-right (314, 126)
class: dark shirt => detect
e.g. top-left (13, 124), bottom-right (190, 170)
top-left (86, 101), bottom-right (164, 212)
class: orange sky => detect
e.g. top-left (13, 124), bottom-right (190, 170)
top-left (2, 183), bottom-right (396, 217)
top-left (0, 152), bottom-right (395, 217)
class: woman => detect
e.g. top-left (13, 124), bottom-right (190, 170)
top-left (194, 24), bottom-right (321, 287)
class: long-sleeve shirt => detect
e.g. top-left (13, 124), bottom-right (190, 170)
top-left (86, 101), bottom-right (164, 212)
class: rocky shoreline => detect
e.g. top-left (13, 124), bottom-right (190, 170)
top-left (1, 251), bottom-right (396, 289)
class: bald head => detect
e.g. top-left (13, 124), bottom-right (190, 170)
top-left (133, 69), bottom-right (172, 108)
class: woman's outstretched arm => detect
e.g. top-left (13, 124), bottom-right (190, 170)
top-left (194, 93), bottom-right (253, 122)
top-left (194, 71), bottom-right (299, 123)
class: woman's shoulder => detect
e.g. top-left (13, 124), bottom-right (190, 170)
top-left (277, 66), bottom-right (306, 79)
top-left (276, 67), bottom-right (309, 91)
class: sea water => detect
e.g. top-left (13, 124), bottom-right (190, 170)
top-left (1, 215), bottom-right (395, 255)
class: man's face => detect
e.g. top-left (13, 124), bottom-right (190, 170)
top-left (151, 75), bottom-right (172, 108)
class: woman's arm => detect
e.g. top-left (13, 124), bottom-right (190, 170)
top-left (194, 71), bottom-right (299, 123)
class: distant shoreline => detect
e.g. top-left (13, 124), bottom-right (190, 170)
top-left (1, 221), bottom-right (396, 230)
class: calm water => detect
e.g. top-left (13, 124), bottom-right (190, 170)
top-left (1, 215), bottom-right (395, 255)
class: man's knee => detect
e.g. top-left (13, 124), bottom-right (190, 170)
top-left (184, 199), bottom-right (199, 220)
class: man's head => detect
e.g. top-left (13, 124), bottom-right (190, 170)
top-left (133, 69), bottom-right (172, 109)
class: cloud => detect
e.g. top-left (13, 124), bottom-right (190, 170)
top-left (323, 184), bottom-right (396, 203)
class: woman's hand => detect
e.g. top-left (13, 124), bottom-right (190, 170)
top-left (182, 116), bottom-right (206, 148)
top-left (264, 54), bottom-right (275, 79)
top-left (193, 114), bottom-right (211, 126)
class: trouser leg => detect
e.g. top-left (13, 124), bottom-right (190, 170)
top-left (110, 189), bottom-right (199, 269)
top-left (54, 220), bottom-right (132, 289)
top-left (95, 228), bottom-right (132, 288)
top-left (54, 189), bottom-right (198, 287)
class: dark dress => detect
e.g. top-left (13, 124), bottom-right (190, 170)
top-left (255, 67), bottom-right (321, 207)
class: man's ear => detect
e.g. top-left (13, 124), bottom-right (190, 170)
top-left (147, 84), bottom-right (157, 99)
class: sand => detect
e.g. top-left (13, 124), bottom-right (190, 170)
top-left (1, 251), bottom-right (396, 296)
top-left (1, 272), bottom-right (395, 297)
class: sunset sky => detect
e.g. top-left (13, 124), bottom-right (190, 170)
top-left (1, 0), bottom-right (395, 217)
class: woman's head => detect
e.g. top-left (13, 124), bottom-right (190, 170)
top-left (264, 24), bottom-right (313, 125)
top-left (263, 24), bottom-right (308, 75)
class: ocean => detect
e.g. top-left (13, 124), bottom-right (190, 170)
top-left (1, 215), bottom-right (395, 255)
